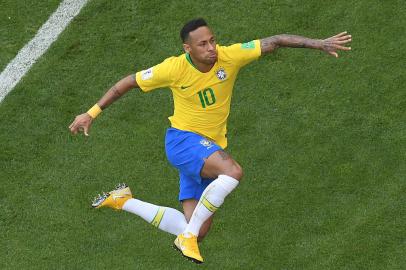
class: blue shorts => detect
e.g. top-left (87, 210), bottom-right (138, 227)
top-left (165, 128), bottom-right (222, 201)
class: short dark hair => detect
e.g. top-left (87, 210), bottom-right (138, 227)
top-left (180, 18), bottom-right (208, 43)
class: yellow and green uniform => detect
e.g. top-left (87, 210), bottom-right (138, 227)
top-left (135, 40), bottom-right (261, 148)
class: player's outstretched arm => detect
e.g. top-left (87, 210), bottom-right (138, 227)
top-left (69, 74), bottom-right (138, 136)
top-left (260, 31), bottom-right (352, 57)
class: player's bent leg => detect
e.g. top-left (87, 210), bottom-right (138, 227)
top-left (166, 130), bottom-right (239, 263)
top-left (180, 150), bottom-right (241, 259)
top-left (182, 199), bottom-right (213, 241)
top-left (177, 174), bottom-right (238, 263)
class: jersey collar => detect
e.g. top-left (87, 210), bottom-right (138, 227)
top-left (185, 52), bottom-right (218, 74)
top-left (185, 53), bottom-right (198, 70)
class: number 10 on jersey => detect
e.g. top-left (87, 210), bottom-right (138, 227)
top-left (198, 88), bottom-right (216, 108)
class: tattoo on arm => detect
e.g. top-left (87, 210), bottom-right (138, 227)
top-left (260, 34), bottom-right (322, 54)
top-left (218, 150), bottom-right (231, 161)
top-left (98, 75), bottom-right (136, 110)
top-left (111, 85), bottom-right (121, 98)
top-left (99, 85), bottom-right (121, 110)
top-left (260, 36), bottom-right (279, 54)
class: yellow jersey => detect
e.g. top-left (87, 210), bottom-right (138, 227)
top-left (135, 40), bottom-right (261, 148)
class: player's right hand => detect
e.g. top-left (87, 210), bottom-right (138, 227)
top-left (69, 113), bottom-right (93, 136)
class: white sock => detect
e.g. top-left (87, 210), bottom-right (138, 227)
top-left (123, 199), bottom-right (187, 235)
top-left (184, 174), bottom-right (239, 236)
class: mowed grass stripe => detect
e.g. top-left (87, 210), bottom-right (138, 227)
top-left (0, 0), bottom-right (89, 102)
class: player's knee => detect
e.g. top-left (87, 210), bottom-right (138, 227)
top-left (224, 163), bottom-right (243, 181)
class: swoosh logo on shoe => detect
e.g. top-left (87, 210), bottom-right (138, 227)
top-left (180, 85), bottom-right (192, 90)
top-left (112, 194), bottom-right (124, 200)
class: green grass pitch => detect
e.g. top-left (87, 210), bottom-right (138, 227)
top-left (1, 0), bottom-right (405, 269)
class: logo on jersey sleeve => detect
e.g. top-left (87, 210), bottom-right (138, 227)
top-left (215, 67), bottom-right (227, 81)
top-left (141, 68), bottom-right (153, 80)
top-left (241, 41), bottom-right (255, 49)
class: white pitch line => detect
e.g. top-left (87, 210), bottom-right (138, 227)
top-left (0, 0), bottom-right (89, 103)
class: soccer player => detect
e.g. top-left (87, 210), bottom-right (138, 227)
top-left (69, 18), bottom-right (351, 263)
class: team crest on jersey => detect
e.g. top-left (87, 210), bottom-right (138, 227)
top-left (200, 139), bottom-right (213, 149)
top-left (215, 67), bottom-right (227, 81)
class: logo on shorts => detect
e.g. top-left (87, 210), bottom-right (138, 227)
top-left (215, 67), bottom-right (227, 81)
top-left (200, 139), bottom-right (213, 149)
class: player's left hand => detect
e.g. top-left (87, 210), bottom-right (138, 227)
top-left (322, 31), bottom-right (352, 58)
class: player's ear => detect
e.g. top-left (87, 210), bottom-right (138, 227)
top-left (183, 43), bottom-right (191, 53)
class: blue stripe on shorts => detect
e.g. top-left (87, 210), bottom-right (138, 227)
top-left (165, 128), bottom-right (222, 201)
